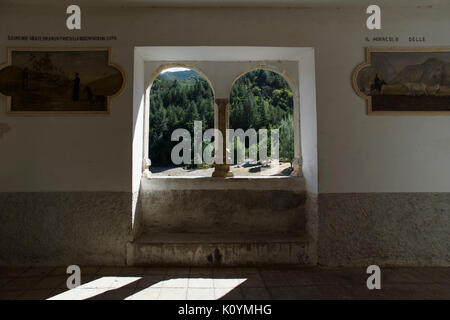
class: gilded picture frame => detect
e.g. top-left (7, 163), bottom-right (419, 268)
top-left (0, 47), bottom-right (126, 115)
top-left (352, 47), bottom-right (450, 115)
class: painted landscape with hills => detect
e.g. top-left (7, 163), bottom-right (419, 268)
top-left (357, 51), bottom-right (450, 111)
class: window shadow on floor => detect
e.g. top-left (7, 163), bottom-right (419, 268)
top-left (51, 270), bottom-right (251, 300)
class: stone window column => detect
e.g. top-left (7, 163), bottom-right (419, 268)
top-left (212, 98), bottom-right (234, 177)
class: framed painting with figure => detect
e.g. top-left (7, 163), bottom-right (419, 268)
top-left (0, 47), bottom-right (125, 114)
top-left (353, 47), bottom-right (450, 115)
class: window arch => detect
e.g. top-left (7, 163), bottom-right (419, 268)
top-left (228, 67), bottom-right (296, 176)
top-left (145, 64), bottom-right (215, 176)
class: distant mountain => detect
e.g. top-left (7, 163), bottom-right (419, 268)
top-left (392, 58), bottom-right (449, 86)
top-left (372, 54), bottom-right (397, 83)
top-left (158, 70), bottom-right (201, 82)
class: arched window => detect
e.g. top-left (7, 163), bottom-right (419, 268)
top-left (148, 67), bottom-right (215, 176)
top-left (229, 69), bottom-right (294, 176)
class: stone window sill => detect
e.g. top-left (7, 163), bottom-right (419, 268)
top-left (141, 175), bottom-right (305, 192)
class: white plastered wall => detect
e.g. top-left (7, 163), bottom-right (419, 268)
top-left (0, 5), bottom-right (449, 194)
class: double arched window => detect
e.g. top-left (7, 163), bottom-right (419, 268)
top-left (146, 65), bottom-right (297, 177)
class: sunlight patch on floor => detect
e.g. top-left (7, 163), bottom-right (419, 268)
top-left (47, 277), bottom-right (247, 300)
top-left (47, 277), bottom-right (141, 300)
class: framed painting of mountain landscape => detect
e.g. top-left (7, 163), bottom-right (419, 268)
top-left (0, 47), bottom-right (125, 114)
top-left (353, 47), bottom-right (450, 115)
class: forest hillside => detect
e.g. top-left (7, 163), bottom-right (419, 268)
top-left (149, 69), bottom-right (294, 166)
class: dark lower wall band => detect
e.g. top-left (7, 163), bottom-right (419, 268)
top-left (0, 192), bottom-right (132, 266)
top-left (318, 193), bottom-right (450, 267)
top-left (0, 192), bottom-right (448, 266)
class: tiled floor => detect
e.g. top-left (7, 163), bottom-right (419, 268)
top-left (0, 266), bottom-right (448, 300)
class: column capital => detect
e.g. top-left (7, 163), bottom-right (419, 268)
top-left (215, 98), bottom-right (230, 108)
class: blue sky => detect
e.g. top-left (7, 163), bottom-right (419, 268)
top-left (161, 67), bottom-right (190, 73)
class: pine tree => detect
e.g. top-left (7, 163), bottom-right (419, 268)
top-left (279, 114), bottom-right (294, 165)
top-left (149, 68), bottom-right (293, 167)
top-left (242, 94), bottom-right (257, 129)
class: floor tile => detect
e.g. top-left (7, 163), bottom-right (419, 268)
top-left (89, 288), bottom-right (136, 300)
top-left (321, 268), bottom-right (368, 286)
top-left (47, 267), bottom-right (69, 277)
top-left (0, 277), bottom-right (14, 288)
top-left (215, 287), bottom-right (243, 299)
top-left (381, 283), bottom-right (449, 300)
top-left (136, 275), bottom-right (165, 288)
top-left (188, 278), bottom-right (214, 288)
top-left (1, 276), bottom-right (42, 291)
top-left (0, 266), bottom-right (448, 300)
top-left (273, 285), bottom-right (323, 300)
top-left (269, 286), bottom-right (307, 300)
top-left (48, 288), bottom-right (107, 300)
top-left (428, 284), bottom-right (450, 299)
top-left (214, 267), bottom-right (258, 276)
top-left (79, 266), bottom-right (102, 275)
top-left (344, 285), bottom-right (390, 300)
top-left (20, 267), bottom-right (55, 278)
top-left (95, 267), bottom-right (123, 276)
top-left (79, 276), bottom-right (140, 289)
top-left (16, 289), bottom-right (55, 300)
top-left (158, 287), bottom-right (188, 300)
top-left (240, 273), bottom-right (265, 288)
top-left (49, 287), bottom-right (68, 297)
top-left (142, 267), bottom-right (167, 276)
top-left (315, 285), bottom-right (356, 300)
top-left (284, 270), bottom-right (316, 286)
top-left (0, 267), bottom-right (30, 278)
top-left (213, 277), bottom-right (247, 288)
top-left (242, 287), bottom-right (271, 300)
top-left (434, 268), bottom-right (450, 284)
top-left (49, 286), bottom-right (136, 300)
top-left (187, 288), bottom-right (215, 300)
top-left (79, 274), bottom-right (100, 287)
top-left (119, 267), bottom-right (145, 277)
top-left (33, 276), bottom-right (67, 289)
top-left (260, 271), bottom-right (290, 287)
top-left (395, 267), bottom-right (449, 285)
top-left (126, 287), bottom-right (161, 300)
top-left (78, 276), bottom-right (117, 289)
top-left (166, 267), bottom-right (190, 277)
top-left (190, 267), bottom-right (214, 277)
top-left (0, 290), bottom-right (24, 300)
top-left (162, 278), bottom-right (189, 288)
top-left (46, 266), bottom-right (100, 277)
top-left (381, 267), bottom-right (434, 285)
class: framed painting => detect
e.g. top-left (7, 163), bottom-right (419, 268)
top-left (0, 47), bottom-right (125, 115)
top-left (353, 47), bottom-right (450, 115)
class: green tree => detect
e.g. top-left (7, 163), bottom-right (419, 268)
top-left (149, 70), bottom-right (214, 166)
top-left (279, 114), bottom-right (294, 165)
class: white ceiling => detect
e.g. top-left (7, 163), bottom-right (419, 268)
top-left (2, 0), bottom-right (450, 8)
